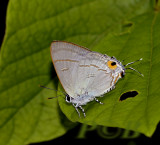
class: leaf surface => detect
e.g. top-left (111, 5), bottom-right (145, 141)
top-left (58, 5), bottom-right (160, 137)
top-left (0, 0), bottom-right (154, 144)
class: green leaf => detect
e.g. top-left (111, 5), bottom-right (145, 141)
top-left (58, 10), bottom-right (160, 137)
top-left (0, 0), bottom-right (154, 144)
top-left (0, 79), bottom-right (71, 144)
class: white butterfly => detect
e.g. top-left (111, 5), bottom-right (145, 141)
top-left (50, 41), bottom-right (143, 117)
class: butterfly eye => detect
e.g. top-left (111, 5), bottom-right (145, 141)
top-left (107, 61), bottom-right (117, 69)
top-left (65, 94), bottom-right (71, 102)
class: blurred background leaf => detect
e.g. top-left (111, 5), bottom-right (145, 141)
top-left (0, 0), bottom-right (158, 145)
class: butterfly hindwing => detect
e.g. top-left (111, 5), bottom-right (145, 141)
top-left (75, 52), bottom-right (116, 97)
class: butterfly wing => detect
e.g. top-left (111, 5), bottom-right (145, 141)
top-left (51, 41), bottom-right (119, 98)
top-left (75, 52), bottom-right (118, 97)
top-left (50, 41), bottom-right (91, 97)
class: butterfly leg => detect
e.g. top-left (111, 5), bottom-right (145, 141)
top-left (94, 98), bottom-right (103, 105)
top-left (73, 104), bottom-right (81, 117)
top-left (73, 104), bottom-right (86, 118)
top-left (78, 105), bottom-right (86, 118)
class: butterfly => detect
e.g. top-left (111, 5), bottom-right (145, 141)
top-left (50, 41), bottom-right (143, 117)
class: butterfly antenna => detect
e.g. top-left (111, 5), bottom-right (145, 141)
top-left (39, 85), bottom-right (66, 95)
top-left (48, 97), bottom-right (57, 99)
top-left (126, 67), bottom-right (144, 77)
top-left (124, 58), bottom-right (143, 67)
top-left (47, 94), bottom-right (65, 99)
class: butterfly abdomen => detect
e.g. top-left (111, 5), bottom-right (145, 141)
top-left (70, 93), bottom-right (95, 106)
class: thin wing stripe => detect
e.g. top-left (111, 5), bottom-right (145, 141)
top-left (54, 59), bottom-right (79, 63)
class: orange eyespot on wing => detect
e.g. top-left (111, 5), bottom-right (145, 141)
top-left (107, 61), bottom-right (117, 70)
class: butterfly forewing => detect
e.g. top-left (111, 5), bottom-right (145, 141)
top-left (50, 41), bottom-right (91, 97)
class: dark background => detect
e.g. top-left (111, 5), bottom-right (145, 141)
top-left (0, 1), bottom-right (160, 145)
